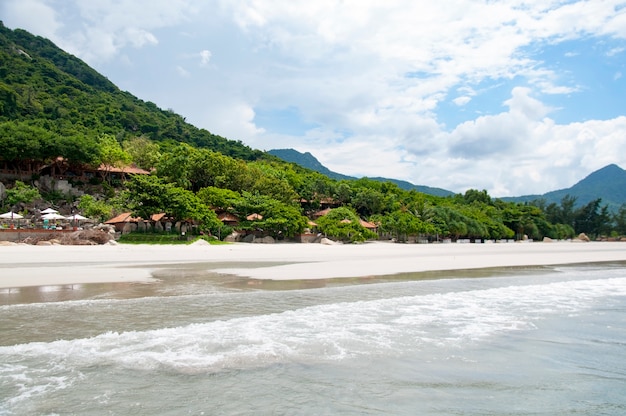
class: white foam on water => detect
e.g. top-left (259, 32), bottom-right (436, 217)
top-left (2, 276), bottom-right (626, 411)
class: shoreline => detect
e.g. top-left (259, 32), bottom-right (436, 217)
top-left (1, 241), bottom-right (626, 290)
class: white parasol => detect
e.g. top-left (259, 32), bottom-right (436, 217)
top-left (41, 208), bottom-right (59, 214)
top-left (66, 214), bottom-right (89, 221)
top-left (42, 212), bottom-right (67, 220)
top-left (0, 211), bottom-right (23, 219)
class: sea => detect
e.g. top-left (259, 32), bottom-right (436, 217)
top-left (1, 261), bottom-right (625, 415)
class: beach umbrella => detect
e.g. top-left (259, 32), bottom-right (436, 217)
top-left (66, 214), bottom-right (89, 221)
top-left (41, 208), bottom-right (59, 214)
top-left (0, 211), bottom-right (23, 219)
top-left (42, 212), bottom-right (67, 220)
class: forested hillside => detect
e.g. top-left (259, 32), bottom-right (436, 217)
top-left (268, 148), bottom-right (454, 197)
top-left (502, 164), bottom-right (626, 212)
top-left (1, 22), bottom-right (625, 243)
top-left (0, 21), bottom-right (263, 161)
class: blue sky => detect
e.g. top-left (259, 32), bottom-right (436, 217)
top-left (2, 0), bottom-right (626, 196)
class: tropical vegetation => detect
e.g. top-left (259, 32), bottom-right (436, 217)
top-left (1, 22), bottom-right (625, 243)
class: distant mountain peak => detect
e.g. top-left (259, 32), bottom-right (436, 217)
top-left (502, 164), bottom-right (626, 211)
top-left (268, 148), bottom-right (454, 197)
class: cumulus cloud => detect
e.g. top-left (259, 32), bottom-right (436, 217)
top-left (0, 0), bottom-right (64, 48)
top-left (3, 0), bottom-right (626, 196)
top-left (199, 49), bottom-right (212, 66)
top-left (453, 96), bottom-right (472, 106)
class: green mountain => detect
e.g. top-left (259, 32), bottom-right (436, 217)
top-left (0, 21), bottom-right (263, 161)
top-left (268, 148), bottom-right (454, 197)
top-left (501, 164), bottom-right (626, 211)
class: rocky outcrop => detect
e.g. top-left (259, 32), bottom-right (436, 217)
top-left (320, 237), bottom-right (341, 245)
top-left (17, 229), bottom-right (113, 245)
top-left (574, 233), bottom-right (591, 242)
top-left (253, 236), bottom-right (275, 244)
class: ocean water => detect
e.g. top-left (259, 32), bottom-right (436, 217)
top-left (1, 263), bottom-right (625, 415)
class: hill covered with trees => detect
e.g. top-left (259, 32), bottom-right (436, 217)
top-left (1, 22), bottom-right (625, 243)
top-left (268, 148), bottom-right (454, 197)
top-left (502, 164), bottom-right (626, 213)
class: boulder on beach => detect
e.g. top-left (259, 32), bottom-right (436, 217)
top-left (575, 233), bottom-right (591, 242)
top-left (252, 236), bottom-right (275, 244)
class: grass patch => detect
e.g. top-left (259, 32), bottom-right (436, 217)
top-left (117, 233), bottom-right (190, 244)
top-left (117, 232), bottom-right (230, 245)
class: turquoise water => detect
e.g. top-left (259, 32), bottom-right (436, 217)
top-left (1, 263), bottom-right (625, 415)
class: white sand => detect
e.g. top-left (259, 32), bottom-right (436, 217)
top-left (1, 241), bottom-right (626, 289)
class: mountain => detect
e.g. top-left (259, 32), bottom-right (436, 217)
top-left (268, 149), bottom-right (454, 197)
top-left (0, 21), bottom-right (262, 161)
top-left (501, 164), bottom-right (626, 211)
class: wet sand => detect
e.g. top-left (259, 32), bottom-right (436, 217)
top-left (1, 241), bottom-right (626, 290)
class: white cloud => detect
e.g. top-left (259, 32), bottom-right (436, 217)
top-left (1, 0), bottom-right (65, 48)
top-left (453, 96), bottom-right (472, 106)
top-left (199, 49), bottom-right (212, 66)
top-left (176, 66), bottom-right (190, 78)
top-left (3, 0), bottom-right (626, 196)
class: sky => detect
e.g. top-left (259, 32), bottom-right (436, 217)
top-left (2, 0), bottom-right (626, 196)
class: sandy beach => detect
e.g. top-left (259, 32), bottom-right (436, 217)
top-left (1, 241), bottom-right (626, 289)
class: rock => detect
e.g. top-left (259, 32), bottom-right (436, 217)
top-left (106, 240), bottom-right (119, 245)
top-left (543, 237), bottom-right (553, 242)
top-left (0, 241), bottom-right (18, 246)
top-left (253, 236), bottom-right (275, 244)
top-left (0, 181), bottom-right (5, 201)
top-left (242, 234), bottom-right (255, 243)
top-left (577, 233), bottom-right (591, 242)
top-left (224, 231), bottom-right (242, 243)
top-left (191, 239), bottom-right (210, 246)
top-left (36, 241), bottom-right (52, 246)
top-left (320, 237), bottom-right (340, 245)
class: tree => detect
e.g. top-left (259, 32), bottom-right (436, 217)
top-left (4, 180), bottom-right (41, 209)
top-left (574, 198), bottom-right (611, 237)
top-left (316, 207), bottom-right (377, 243)
top-left (463, 189), bottom-right (492, 205)
top-left (233, 192), bottom-right (307, 238)
top-left (352, 187), bottom-right (385, 217)
top-left (379, 210), bottom-right (434, 242)
top-left (613, 204), bottom-right (626, 236)
top-left (77, 194), bottom-right (113, 223)
top-left (122, 174), bottom-right (221, 235)
top-left (197, 186), bottom-right (242, 210)
top-left (122, 136), bottom-right (161, 170)
top-left (97, 134), bottom-right (131, 183)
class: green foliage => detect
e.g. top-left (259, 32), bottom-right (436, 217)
top-left (2, 23), bottom-right (624, 241)
top-left (197, 186), bottom-right (242, 210)
top-left (4, 180), bottom-right (41, 208)
top-left (233, 192), bottom-right (308, 238)
top-left (0, 23), bottom-right (263, 160)
top-left (613, 204), bottom-right (626, 236)
top-left (316, 207), bottom-right (377, 243)
top-left (377, 209), bottom-right (435, 242)
top-left (121, 175), bottom-right (222, 235)
top-left (77, 194), bottom-right (113, 223)
top-left (463, 189), bottom-right (492, 205)
top-left (123, 136), bottom-right (161, 170)
top-left (117, 232), bottom-right (193, 245)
